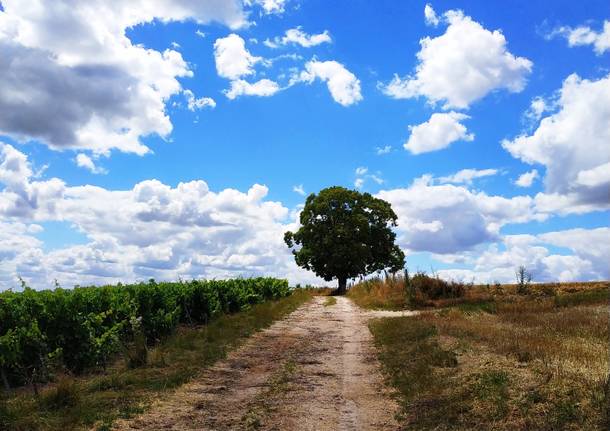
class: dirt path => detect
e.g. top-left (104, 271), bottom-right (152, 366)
top-left (112, 296), bottom-right (400, 430)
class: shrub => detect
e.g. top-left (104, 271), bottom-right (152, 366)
top-left (410, 272), bottom-right (465, 300)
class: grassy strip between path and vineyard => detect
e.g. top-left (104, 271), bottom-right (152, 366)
top-left (369, 293), bottom-right (609, 430)
top-left (1, 287), bottom-right (312, 431)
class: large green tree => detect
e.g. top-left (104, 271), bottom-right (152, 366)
top-left (284, 186), bottom-right (405, 294)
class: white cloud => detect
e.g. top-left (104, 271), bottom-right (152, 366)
top-left (292, 184), bottom-right (306, 196)
top-left (404, 112), bottom-right (474, 154)
top-left (224, 79), bottom-right (281, 99)
top-left (0, 0), bottom-right (247, 156)
top-left (551, 21), bottom-right (610, 55)
top-left (525, 96), bottom-right (549, 123)
top-left (264, 27), bottom-right (331, 48)
top-left (354, 167), bottom-right (384, 189)
top-left (75, 154), bottom-right (107, 175)
top-left (355, 166), bottom-right (368, 176)
top-left (375, 145), bottom-right (392, 155)
top-left (538, 228), bottom-right (610, 279)
top-left (515, 169), bottom-right (538, 187)
top-left (424, 4), bottom-right (439, 27)
top-left (438, 168), bottom-right (498, 185)
top-left (437, 228), bottom-right (610, 283)
top-left (195, 29), bottom-right (206, 38)
top-left (533, 192), bottom-right (606, 216)
top-left (0, 142), bottom-right (65, 219)
top-left (214, 33), bottom-right (262, 80)
top-left (382, 9), bottom-right (532, 109)
top-left (575, 162), bottom-right (610, 187)
top-left (295, 60), bottom-right (362, 106)
top-left (214, 34), bottom-right (281, 100)
top-left (183, 90), bottom-right (216, 110)
top-left (0, 143), bottom-right (323, 289)
top-left (377, 175), bottom-right (543, 254)
top-left (249, 0), bottom-right (289, 15)
top-left (503, 73), bottom-right (610, 212)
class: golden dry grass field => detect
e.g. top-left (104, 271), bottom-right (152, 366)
top-left (356, 277), bottom-right (609, 430)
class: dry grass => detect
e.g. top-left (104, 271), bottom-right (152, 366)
top-left (349, 274), bottom-right (609, 311)
top-left (371, 291), bottom-right (609, 430)
top-left (347, 275), bottom-right (408, 310)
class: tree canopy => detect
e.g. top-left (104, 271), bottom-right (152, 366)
top-left (284, 186), bottom-right (405, 293)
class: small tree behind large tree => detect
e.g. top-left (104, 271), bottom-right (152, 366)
top-left (284, 186), bottom-right (405, 294)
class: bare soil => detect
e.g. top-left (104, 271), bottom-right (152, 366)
top-left (112, 296), bottom-right (400, 431)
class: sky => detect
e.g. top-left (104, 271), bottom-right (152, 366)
top-left (0, 0), bottom-right (609, 289)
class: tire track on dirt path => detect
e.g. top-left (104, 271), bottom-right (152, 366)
top-left (112, 296), bottom-right (400, 430)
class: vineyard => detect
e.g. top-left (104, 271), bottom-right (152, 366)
top-left (0, 278), bottom-right (290, 391)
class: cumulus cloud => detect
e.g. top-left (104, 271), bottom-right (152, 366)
top-left (0, 143), bottom-right (322, 289)
top-left (264, 27), bottom-right (331, 48)
top-left (213, 38), bottom-right (358, 104)
top-left (424, 4), bottom-right (439, 27)
top-left (0, 142), bottom-right (65, 219)
top-left (382, 9), bottom-right (532, 109)
top-left (224, 79), bottom-right (281, 99)
top-left (377, 175), bottom-right (542, 254)
top-left (353, 167), bottom-right (384, 189)
top-left (503, 73), bottom-right (610, 212)
top-left (214, 34), bottom-right (281, 100)
top-left (404, 112), bottom-right (474, 154)
top-left (183, 90), bottom-right (216, 110)
top-left (0, 0), bottom-right (247, 155)
top-left (525, 96), bottom-right (549, 123)
top-left (550, 21), bottom-right (610, 55)
top-left (214, 33), bottom-right (263, 80)
top-left (438, 168), bottom-right (498, 185)
top-left (437, 228), bottom-right (610, 283)
top-left (248, 0), bottom-right (289, 15)
top-left (295, 60), bottom-right (362, 106)
top-left (538, 228), bottom-right (610, 279)
top-left (75, 154), bottom-right (107, 175)
top-left (515, 169), bottom-right (538, 187)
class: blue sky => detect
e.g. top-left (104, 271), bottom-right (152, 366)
top-left (0, 0), bottom-right (608, 289)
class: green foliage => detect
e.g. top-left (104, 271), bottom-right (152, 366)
top-left (0, 277), bottom-right (290, 390)
top-left (284, 186), bottom-right (405, 291)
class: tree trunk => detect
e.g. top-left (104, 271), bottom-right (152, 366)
top-left (337, 277), bottom-right (347, 295)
